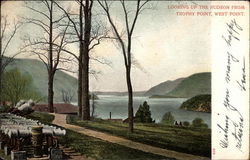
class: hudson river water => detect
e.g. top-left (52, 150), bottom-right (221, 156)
top-left (81, 95), bottom-right (211, 127)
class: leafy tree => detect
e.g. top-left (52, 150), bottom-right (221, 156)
top-left (183, 121), bottom-right (190, 127)
top-left (2, 68), bottom-right (42, 106)
top-left (192, 118), bottom-right (208, 128)
top-left (134, 101), bottom-right (153, 123)
top-left (161, 112), bottom-right (175, 125)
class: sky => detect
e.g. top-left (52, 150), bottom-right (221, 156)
top-left (2, 1), bottom-right (211, 92)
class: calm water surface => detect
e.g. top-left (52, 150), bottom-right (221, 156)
top-left (80, 95), bottom-right (211, 127)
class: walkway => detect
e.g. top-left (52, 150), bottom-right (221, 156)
top-left (52, 113), bottom-right (210, 160)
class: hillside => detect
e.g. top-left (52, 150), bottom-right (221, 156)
top-left (6, 58), bottom-right (78, 102)
top-left (93, 91), bottom-right (145, 96)
top-left (165, 72), bottom-right (211, 98)
top-left (144, 78), bottom-right (184, 96)
top-left (180, 94), bottom-right (211, 112)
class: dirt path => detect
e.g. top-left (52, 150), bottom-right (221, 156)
top-left (52, 113), bottom-right (210, 160)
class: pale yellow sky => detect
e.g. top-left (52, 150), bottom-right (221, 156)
top-left (2, 1), bottom-right (211, 92)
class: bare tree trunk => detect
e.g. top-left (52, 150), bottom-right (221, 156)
top-left (48, 73), bottom-right (54, 112)
top-left (97, 0), bottom-right (150, 132)
top-left (78, 60), bottom-right (83, 117)
top-left (55, 0), bottom-right (106, 118)
top-left (126, 66), bottom-right (133, 132)
top-left (81, 0), bottom-right (92, 120)
top-left (82, 54), bottom-right (90, 120)
top-left (0, 67), bottom-right (2, 105)
top-left (91, 94), bottom-right (95, 118)
top-left (77, 0), bottom-right (84, 118)
top-left (48, 0), bottom-right (54, 113)
top-left (0, 1), bottom-right (2, 104)
top-left (0, 58), bottom-right (2, 104)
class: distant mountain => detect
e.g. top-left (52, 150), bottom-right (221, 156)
top-left (93, 91), bottom-right (145, 96)
top-left (6, 58), bottom-right (78, 102)
top-left (148, 72), bottom-right (211, 98)
top-left (144, 78), bottom-right (184, 96)
top-left (165, 72), bottom-right (211, 98)
top-left (180, 94), bottom-right (211, 112)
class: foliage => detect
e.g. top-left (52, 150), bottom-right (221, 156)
top-left (161, 112), bottom-right (175, 125)
top-left (2, 68), bottom-right (43, 106)
top-left (192, 118), bottom-right (208, 128)
top-left (68, 115), bottom-right (211, 157)
top-left (134, 101), bottom-right (153, 123)
top-left (183, 121), bottom-right (190, 127)
top-left (180, 94), bottom-right (211, 112)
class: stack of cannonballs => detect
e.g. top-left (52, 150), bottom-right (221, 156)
top-left (0, 113), bottom-right (65, 160)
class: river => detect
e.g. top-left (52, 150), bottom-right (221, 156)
top-left (81, 95), bottom-right (211, 128)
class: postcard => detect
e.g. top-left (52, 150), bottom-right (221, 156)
top-left (0, 1), bottom-right (249, 160)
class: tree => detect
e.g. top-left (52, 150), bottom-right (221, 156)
top-left (23, 1), bottom-right (71, 112)
top-left (161, 112), bottom-right (175, 125)
top-left (134, 101), bottom-right (153, 123)
top-left (2, 68), bottom-right (42, 106)
top-left (91, 93), bottom-right (97, 118)
top-left (98, 0), bottom-right (150, 133)
top-left (192, 118), bottom-right (208, 128)
top-left (61, 89), bottom-right (74, 104)
top-left (0, 1), bottom-right (23, 104)
top-left (55, 1), bottom-right (109, 120)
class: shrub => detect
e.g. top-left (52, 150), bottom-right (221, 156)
top-left (134, 101), bottom-right (153, 123)
top-left (161, 112), bottom-right (175, 125)
top-left (192, 118), bottom-right (208, 128)
top-left (183, 121), bottom-right (190, 127)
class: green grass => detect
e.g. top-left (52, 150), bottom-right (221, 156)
top-left (59, 129), bottom-right (172, 160)
top-left (67, 115), bottom-right (211, 158)
top-left (25, 111), bottom-right (55, 124)
top-left (25, 112), bottom-right (172, 160)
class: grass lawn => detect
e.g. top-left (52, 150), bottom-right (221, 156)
top-left (60, 129), bottom-right (172, 160)
top-left (25, 111), bottom-right (55, 124)
top-left (67, 115), bottom-right (211, 158)
top-left (25, 112), bottom-right (171, 160)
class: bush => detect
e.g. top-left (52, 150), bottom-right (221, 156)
top-left (134, 101), bottom-right (153, 123)
top-left (183, 121), bottom-right (190, 127)
top-left (161, 112), bottom-right (175, 125)
top-left (192, 118), bottom-right (208, 128)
